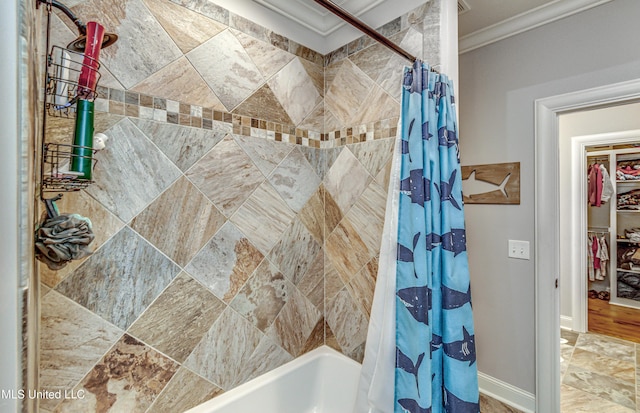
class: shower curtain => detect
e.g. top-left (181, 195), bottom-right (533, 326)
top-left (354, 61), bottom-right (479, 413)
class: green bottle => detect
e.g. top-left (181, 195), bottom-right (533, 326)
top-left (71, 99), bottom-right (95, 180)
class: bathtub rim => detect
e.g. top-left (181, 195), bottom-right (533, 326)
top-left (184, 345), bottom-right (361, 413)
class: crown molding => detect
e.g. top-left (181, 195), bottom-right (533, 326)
top-left (459, 0), bottom-right (613, 54)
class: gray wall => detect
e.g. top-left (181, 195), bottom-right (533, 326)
top-left (459, 0), bottom-right (640, 393)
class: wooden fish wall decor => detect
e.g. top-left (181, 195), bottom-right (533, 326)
top-left (461, 162), bottom-right (520, 205)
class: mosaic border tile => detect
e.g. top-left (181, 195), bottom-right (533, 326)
top-left (93, 85), bottom-right (399, 149)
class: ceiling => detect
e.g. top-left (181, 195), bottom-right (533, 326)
top-left (458, 0), bottom-right (554, 37)
top-left (211, 0), bottom-right (611, 54)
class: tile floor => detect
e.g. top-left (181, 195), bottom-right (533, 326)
top-left (561, 330), bottom-right (638, 412)
top-left (473, 329), bottom-right (640, 413)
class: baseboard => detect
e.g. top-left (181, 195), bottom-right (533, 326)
top-left (560, 315), bottom-right (573, 330)
top-left (478, 372), bottom-right (536, 413)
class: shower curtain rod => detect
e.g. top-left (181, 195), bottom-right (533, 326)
top-left (312, 0), bottom-right (418, 63)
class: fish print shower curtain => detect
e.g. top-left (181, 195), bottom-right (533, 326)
top-left (394, 61), bottom-right (479, 413)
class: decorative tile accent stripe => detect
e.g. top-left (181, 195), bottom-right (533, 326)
top-left (95, 85), bottom-right (399, 148)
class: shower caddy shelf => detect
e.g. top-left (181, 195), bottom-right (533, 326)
top-left (38, 1), bottom-right (102, 197)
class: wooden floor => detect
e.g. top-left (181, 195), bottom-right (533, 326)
top-left (588, 297), bottom-right (640, 343)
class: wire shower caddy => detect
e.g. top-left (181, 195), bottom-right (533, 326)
top-left (40, 42), bottom-right (101, 193)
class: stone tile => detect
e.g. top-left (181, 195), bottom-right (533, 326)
top-left (480, 393), bottom-right (525, 413)
top-left (347, 138), bottom-right (395, 179)
top-left (569, 348), bottom-right (635, 382)
top-left (45, 112), bottom-right (124, 147)
top-left (325, 147), bottom-right (344, 172)
top-left (352, 85), bottom-right (399, 126)
top-left (55, 226), bottom-right (180, 330)
top-left (375, 156), bottom-right (394, 192)
top-left (324, 147), bottom-right (372, 216)
top-left (143, 0), bottom-right (226, 53)
top-left (168, 0), bottom-right (229, 24)
top-left (324, 187), bottom-right (343, 238)
top-left (232, 84), bottom-right (294, 126)
top-left (187, 30), bottom-right (264, 111)
top-left (39, 291), bottom-right (123, 412)
top-left (561, 343), bottom-right (575, 378)
top-left (234, 135), bottom-right (294, 177)
top-left (298, 186), bottom-right (325, 243)
top-left (186, 136), bottom-right (265, 217)
top-left (184, 308), bottom-right (263, 390)
top-left (374, 53), bottom-right (408, 103)
top-left (325, 217), bottom-right (372, 284)
top-left (267, 219), bottom-right (321, 286)
top-left (325, 320), bottom-right (340, 353)
top-left (346, 180), bottom-right (387, 256)
top-left (229, 260), bottom-right (292, 332)
top-left (267, 286), bottom-right (322, 357)
top-left (298, 145), bottom-right (326, 180)
top-left (299, 58), bottom-right (325, 98)
top-left (130, 177), bottom-right (225, 266)
top-left (563, 365), bottom-right (636, 410)
top-left (129, 57), bottom-right (225, 110)
top-left (229, 13), bottom-right (271, 43)
top-left (231, 335), bottom-right (293, 388)
top-left (146, 367), bottom-right (222, 413)
top-left (326, 288), bottom-right (369, 356)
top-left (348, 41), bottom-right (393, 82)
top-left (69, 0), bottom-right (183, 89)
top-left (561, 329), bottom-right (580, 346)
top-left (233, 29), bottom-right (295, 79)
top-left (324, 59), bottom-right (375, 126)
top-left (297, 249), bottom-right (325, 312)
top-left (85, 118), bottom-right (182, 223)
top-left (325, 256), bottom-right (346, 301)
top-left (324, 108), bottom-right (342, 134)
top-left (268, 147), bottom-right (321, 213)
top-left (288, 41), bottom-right (323, 66)
top-left (267, 58), bottom-right (322, 126)
top-left (127, 272), bottom-right (226, 363)
top-left (133, 118), bottom-right (231, 172)
top-left (346, 257), bottom-right (378, 318)
top-left (300, 318), bottom-right (326, 356)
top-left (54, 334), bottom-right (178, 413)
top-left (186, 221), bottom-right (264, 302)
top-left (561, 384), bottom-right (635, 413)
top-left (575, 333), bottom-right (636, 363)
top-left (39, 190), bottom-right (125, 288)
top-left (231, 181), bottom-right (296, 255)
top-left (297, 101), bottom-right (325, 134)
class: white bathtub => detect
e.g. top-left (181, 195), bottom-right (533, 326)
top-left (185, 346), bottom-right (361, 413)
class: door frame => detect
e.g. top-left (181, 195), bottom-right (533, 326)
top-left (570, 131), bottom-right (640, 334)
top-left (534, 78), bottom-right (640, 412)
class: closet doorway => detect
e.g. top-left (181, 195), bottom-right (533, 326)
top-left (584, 145), bottom-right (640, 342)
top-left (559, 103), bottom-right (640, 337)
top-left (558, 106), bottom-right (640, 412)
top-left (534, 80), bottom-right (640, 413)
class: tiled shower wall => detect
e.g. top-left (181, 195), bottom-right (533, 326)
top-left (38, 0), bottom-right (440, 412)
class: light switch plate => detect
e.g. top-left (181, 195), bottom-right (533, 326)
top-left (508, 240), bottom-right (530, 260)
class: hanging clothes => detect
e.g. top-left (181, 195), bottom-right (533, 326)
top-left (600, 164), bottom-right (614, 204)
top-left (587, 163), bottom-right (614, 206)
top-left (588, 163), bottom-right (603, 207)
top-left (599, 235), bottom-right (609, 279)
top-left (354, 61), bottom-right (479, 413)
top-left (587, 232), bottom-right (609, 281)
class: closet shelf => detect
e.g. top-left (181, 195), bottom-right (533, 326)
top-left (617, 268), bottom-right (640, 275)
top-left (617, 209), bottom-right (640, 213)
